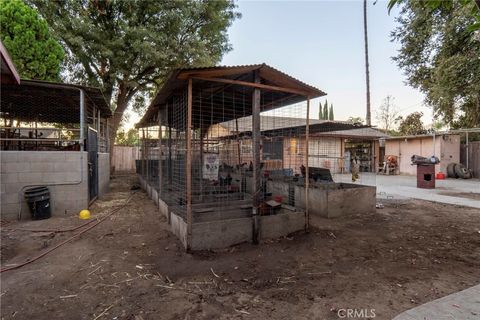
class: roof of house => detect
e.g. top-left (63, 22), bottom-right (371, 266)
top-left (137, 64), bottom-right (327, 128)
top-left (386, 133), bottom-right (459, 140)
top-left (216, 115), bottom-right (386, 139)
top-left (0, 41), bottom-right (20, 85)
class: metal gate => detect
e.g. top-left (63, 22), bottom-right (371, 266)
top-left (88, 128), bottom-right (98, 202)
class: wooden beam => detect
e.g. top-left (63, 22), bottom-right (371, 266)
top-left (186, 78), bottom-right (193, 250)
top-left (158, 109), bottom-right (163, 198)
top-left (252, 70), bottom-right (261, 244)
top-left (191, 76), bottom-right (309, 96)
top-left (305, 97), bottom-right (310, 232)
top-left (177, 65), bottom-right (260, 80)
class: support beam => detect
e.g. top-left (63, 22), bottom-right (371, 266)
top-left (186, 78), bottom-right (193, 250)
top-left (97, 108), bottom-right (101, 150)
top-left (305, 97), bottom-right (310, 231)
top-left (466, 131), bottom-right (469, 169)
top-left (141, 128), bottom-right (146, 177)
top-left (79, 89), bottom-right (85, 151)
top-left (192, 76), bottom-right (310, 96)
top-left (158, 109), bottom-right (163, 197)
top-left (252, 70), bottom-right (261, 244)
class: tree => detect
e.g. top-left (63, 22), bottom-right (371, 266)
top-left (323, 100), bottom-right (329, 120)
top-left (115, 128), bottom-right (139, 146)
top-left (0, 0), bottom-right (64, 81)
top-left (389, 0), bottom-right (480, 128)
top-left (363, 0), bottom-right (372, 126)
top-left (329, 104), bottom-right (334, 120)
top-left (347, 116), bottom-right (364, 124)
top-left (318, 101), bottom-right (323, 120)
top-left (388, 0), bottom-right (480, 31)
top-left (375, 95), bottom-right (399, 132)
top-left (29, 0), bottom-right (240, 150)
top-left (398, 112), bottom-right (426, 135)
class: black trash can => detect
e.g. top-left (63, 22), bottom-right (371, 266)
top-left (24, 186), bottom-right (51, 220)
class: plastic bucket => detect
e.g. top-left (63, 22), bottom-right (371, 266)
top-left (24, 186), bottom-right (51, 220)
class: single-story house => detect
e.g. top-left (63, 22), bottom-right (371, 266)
top-left (208, 115), bottom-right (389, 174)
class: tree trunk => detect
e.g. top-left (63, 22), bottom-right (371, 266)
top-left (108, 85), bottom-right (130, 173)
top-left (363, 0), bottom-right (372, 126)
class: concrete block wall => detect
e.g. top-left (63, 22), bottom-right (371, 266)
top-left (1, 151), bottom-right (88, 220)
top-left (138, 173), bottom-right (306, 251)
top-left (98, 153), bottom-right (110, 197)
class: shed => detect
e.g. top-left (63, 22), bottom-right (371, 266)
top-left (385, 133), bottom-right (460, 175)
top-left (136, 64), bottom-right (378, 250)
top-left (1, 70), bottom-right (112, 219)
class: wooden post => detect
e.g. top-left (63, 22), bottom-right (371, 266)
top-left (199, 129), bottom-right (204, 202)
top-left (158, 110), bottom-right (163, 197)
top-left (186, 78), bottom-right (193, 250)
top-left (305, 97), bottom-right (310, 231)
top-left (236, 118), bottom-right (241, 166)
top-left (168, 125), bottom-right (172, 188)
top-left (141, 128), bottom-right (146, 178)
top-left (252, 70), bottom-right (261, 244)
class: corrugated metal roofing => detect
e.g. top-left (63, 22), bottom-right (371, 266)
top-left (137, 64), bottom-right (326, 128)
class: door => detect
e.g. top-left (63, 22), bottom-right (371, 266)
top-left (88, 127), bottom-right (98, 202)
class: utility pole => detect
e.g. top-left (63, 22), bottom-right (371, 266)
top-left (363, 0), bottom-right (372, 126)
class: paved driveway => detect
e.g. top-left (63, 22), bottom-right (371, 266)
top-left (333, 173), bottom-right (480, 208)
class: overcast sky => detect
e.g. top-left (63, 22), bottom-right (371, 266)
top-left (127, 0), bottom-right (433, 129)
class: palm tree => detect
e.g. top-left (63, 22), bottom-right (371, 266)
top-left (363, 0), bottom-right (371, 126)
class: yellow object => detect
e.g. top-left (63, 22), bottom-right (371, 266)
top-left (79, 209), bottom-right (91, 220)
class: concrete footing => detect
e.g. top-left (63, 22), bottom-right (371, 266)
top-left (138, 174), bottom-right (306, 250)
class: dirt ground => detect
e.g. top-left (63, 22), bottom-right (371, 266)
top-left (1, 175), bottom-right (479, 320)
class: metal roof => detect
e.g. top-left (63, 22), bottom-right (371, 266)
top-left (1, 79), bottom-right (111, 123)
top-left (0, 41), bottom-right (20, 85)
top-left (217, 116), bottom-right (377, 138)
top-left (137, 64), bottom-right (326, 128)
top-left (386, 133), bottom-right (459, 140)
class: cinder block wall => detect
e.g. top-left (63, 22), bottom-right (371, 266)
top-left (1, 151), bottom-right (88, 220)
top-left (98, 153), bottom-right (110, 197)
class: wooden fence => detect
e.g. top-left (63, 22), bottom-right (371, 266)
top-left (112, 146), bottom-right (139, 173)
top-left (460, 141), bottom-right (480, 178)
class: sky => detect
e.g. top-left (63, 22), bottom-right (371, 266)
top-left (220, 0), bottom-right (432, 125)
top-left (126, 0), bottom-right (432, 129)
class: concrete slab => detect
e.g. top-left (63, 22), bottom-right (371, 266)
top-left (333, 174), bottom-right (480, 208)
top-left (393, 284), bottom-right (480, 320)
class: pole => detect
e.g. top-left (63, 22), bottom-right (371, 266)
top-left (186, 78), bottom-right (193, 250)
top-left (158, 110), bottom-right (163, 197)
top-left (305, 97), bottom-right (310, 231)
top-left (363, 0), bottom-right (371, 126)
top-left (252, 70), bottom-right (261, 244)
top-left (80, 89), bottom-right (85, 151)
top-left (97, 108), bottom-right (101, 150)
top-left (466, 131), bottom-right (469, 169)
top-left (236, 118), bottom-right (241, 166)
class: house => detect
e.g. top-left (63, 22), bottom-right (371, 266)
top-left (208, 115), bottom-right (389, 175)
top-left (385, 133), bottom-right (460, 175)
top-left (0, 42), bottom-right (112, 220)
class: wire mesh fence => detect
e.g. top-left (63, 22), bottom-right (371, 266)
top-left (137, 78), bottom-right (379, 224)
top-left (1, 81), bottom-right (110, 152)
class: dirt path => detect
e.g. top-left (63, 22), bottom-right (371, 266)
top-left (1, 175), bottom-right (479, 320)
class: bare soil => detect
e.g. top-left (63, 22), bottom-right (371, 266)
top-left (1, 175), bottom-right (479, 320)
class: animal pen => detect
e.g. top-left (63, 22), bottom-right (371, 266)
top-left (0, 80), bottom-right (111, 220)
top-left (136, 65), bottom-right (376, 250)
